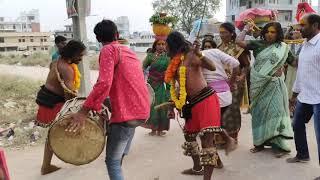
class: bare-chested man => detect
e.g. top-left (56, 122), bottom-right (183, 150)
top-left (165, 32), bottom-right (236, 180)
top-left (35, 40), bottom-right (86, 175)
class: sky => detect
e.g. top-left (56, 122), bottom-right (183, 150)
top-left (0, 0), bottom-right (226, 41)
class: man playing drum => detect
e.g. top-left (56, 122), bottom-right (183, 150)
top-left (67, 20), bottom-right (150, 180)
top-left (35, 40), bottom-right (86, 175)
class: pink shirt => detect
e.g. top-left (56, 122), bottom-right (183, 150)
top-left (83, 41), bottom-right (150, 123)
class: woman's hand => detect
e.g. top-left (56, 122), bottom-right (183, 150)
top-left (273, 67), bottom-right (284, 77)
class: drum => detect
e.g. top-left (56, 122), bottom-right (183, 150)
top-left (48, 97), bottom-right (106, 166)
top-left (146, 83), bottom-right (155, 105)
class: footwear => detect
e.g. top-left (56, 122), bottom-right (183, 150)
top-left (286, 156), bottom-right (310, 163)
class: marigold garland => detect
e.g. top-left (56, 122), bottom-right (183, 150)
top-left (166, 54), bottom-right (187, 110)
top-left (70, 63), bottom-right (81, 91)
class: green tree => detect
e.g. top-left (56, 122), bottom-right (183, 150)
top-left (152, 0), bottom-right (221, 34)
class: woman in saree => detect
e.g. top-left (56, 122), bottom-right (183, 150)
top-left (236, 22), bottom-right (295, 157)
top-left (142, 39), bottom-right (171, 136)
top-left (216, 22), bottom-right (251, 144)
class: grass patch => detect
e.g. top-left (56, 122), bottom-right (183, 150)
top-left (0, 52), bottom-right (51, 67)
top-left (0, 74), bottom-right (46, 147)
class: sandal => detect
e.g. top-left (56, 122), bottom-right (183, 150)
top-left (181, 167), bottom-right (204, 176)
top-left (250, 146), bottom-right (264, 153)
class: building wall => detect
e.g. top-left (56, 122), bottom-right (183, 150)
top-left (0, 32), bottom-right (53, 52)
top-left (226, 0), bottom-right (303, 28)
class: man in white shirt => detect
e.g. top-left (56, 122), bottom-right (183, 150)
top-left (287, 14), bottom-right (320, 170)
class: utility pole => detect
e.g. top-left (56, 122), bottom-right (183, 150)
top-left (71, 0), bottom-right (91, 96)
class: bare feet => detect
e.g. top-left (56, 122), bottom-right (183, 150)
top-left (41, 165), bottom-right (61, 175)
top-left (148, 131), bottom-right (157, 136)
top-left (250, 146), bottom-right (264, 153)
top-left (157, 131), bottom-right (166, 136)
top-left (216, 157), bottom-right (224, 169)
top-left (181, 167), bottom-right (204, 176)
top-left (225, 138), bottom-right (237, 156)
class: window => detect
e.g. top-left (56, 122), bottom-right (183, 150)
top-left (30, 39), bottom-right (34, 42)
top-left (44, 39), bottom-right (47, 42)
top-left (40, 39), bottom-right (43, 42)
top-left (248, 1), bottom-right (252, 8)
top-left (240, 0), bottom-right (246, 6)
top-left (259, 0), bottom-right (264, 4)
top-left (22, 39), bottom-right (25, 42)
top-left (45, 47), bottom-right (48, 50)
top-left (19, 39), bottom-right (21, 42)
top-left (232, 15), bottom-right (235, 21)
top-left (0, 37), bottom-right (4, 43)
top-left (13, 25), bottom-right (16, 29)
top-left (33, 47), bottom-right (36, 51)
top-left (41, 47), bottom-right (44, 50)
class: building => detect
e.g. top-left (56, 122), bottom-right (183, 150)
top-left (226, 0), bottom-right (313, 29)
top-left (115, 16), bottom-right (130, 39)
top-left (54, 25), bottom-right (74, 41)
top-left (0, 32), bottom-right (53, 52)
top-left (0, 9), bottom-right (40, 32)
top-left (129, 31), bottom-right (154, 52)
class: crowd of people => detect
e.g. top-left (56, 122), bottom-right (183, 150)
top-left (1, 9), bottom-right (319, 180)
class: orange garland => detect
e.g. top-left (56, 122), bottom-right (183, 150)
top-left (164, 54), bottom-right (183, 83)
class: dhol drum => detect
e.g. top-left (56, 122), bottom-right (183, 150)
top-left (48, 97), bottom-right (106, 166)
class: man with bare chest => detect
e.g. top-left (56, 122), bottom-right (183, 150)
top-left (165, 32), bottom-right (236, 180)
top-left (35, 40), bottom-right (86, 175)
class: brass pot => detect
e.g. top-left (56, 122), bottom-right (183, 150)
top-left (152, 24), bottom-right (171, 36)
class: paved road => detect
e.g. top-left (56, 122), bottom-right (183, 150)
top-left (1, 64), bottom-right (319, 180)
top-left (5, 115), bottom-right (320, 180)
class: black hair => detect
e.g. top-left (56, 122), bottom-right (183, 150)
top-left (166, 31), bottom-right (190, 56)
top-left (151, 39), bottom-right (166, 53)
top-left (201, 38), bottom-right (217, 50)
top-left (220, 22), bottom-right (237, 40)
top-left (146, 48), bottom-right (152, 53)
top-left (60, 40), bottom-right (86, 59)
top-left (54, 35), bottom-right (67, 45)
top-left (94, 19), bottom-right (118, 43)
top-left (260, 22), bottom-right (284, 43)
top-left (307, 14), bottom-right (320, 29)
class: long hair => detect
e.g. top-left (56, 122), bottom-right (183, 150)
top-left (220, 22), bottom-right (237, 41)
top-left (201, 38), bottom-right (217, 50)
top-left (151, 39), bottom-right (162, 53)
top-left (260, 22), bottom-right (284, 43)
top-left (60, 40), bottom-right (86, 59)
top-left (166, 31), bottom-right (190, 57)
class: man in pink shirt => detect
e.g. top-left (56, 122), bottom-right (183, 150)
top-left (67, 20), bottom-right (150, 180)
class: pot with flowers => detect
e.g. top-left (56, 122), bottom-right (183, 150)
top-left (149, 13), bottom-right (177, 37)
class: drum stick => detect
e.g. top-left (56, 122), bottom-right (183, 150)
top-left (154, 102), bottom-right (174, 111)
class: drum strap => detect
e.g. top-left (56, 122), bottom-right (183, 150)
top-left (54, 62), bottom-right (78, 97)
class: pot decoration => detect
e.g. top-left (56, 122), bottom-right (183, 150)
top-left (149, 13), bottom-right (177, 37)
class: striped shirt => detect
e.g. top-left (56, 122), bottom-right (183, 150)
top-left (293, 33), bottom-right (320, 104)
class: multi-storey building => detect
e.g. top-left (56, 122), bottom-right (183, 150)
top-left (226, 0), bottom-right (313, 28)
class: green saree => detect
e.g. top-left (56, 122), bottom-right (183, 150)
top-left (143, 53), bottom-right (171, 131)
top-left (249, 41), bottom-right (294, 152)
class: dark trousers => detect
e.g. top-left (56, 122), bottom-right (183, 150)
top-left (292, 100), bottom-right (320, 164)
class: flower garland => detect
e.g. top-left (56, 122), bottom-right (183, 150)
top-left (165, 54), bottom-right (187, 110)
top-left (70, 63), bottom-right (81, 91)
